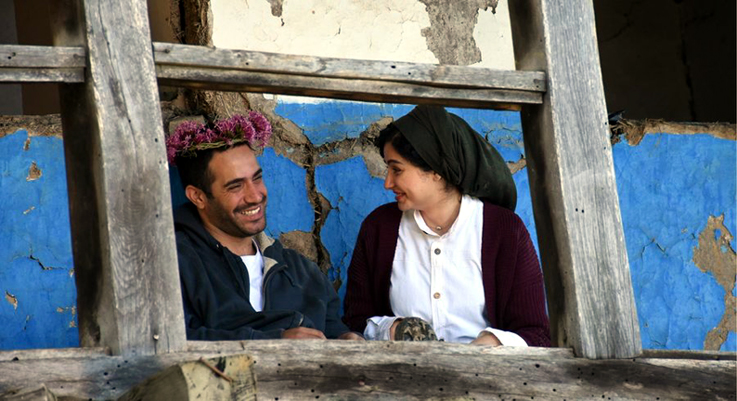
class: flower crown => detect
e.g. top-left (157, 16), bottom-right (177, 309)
top-left (166, 112), bottom-right (272, 165)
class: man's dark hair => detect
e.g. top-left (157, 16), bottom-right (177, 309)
top-left (176, 142), bottom-right (251, 198)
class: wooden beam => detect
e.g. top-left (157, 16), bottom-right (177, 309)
top-left (0, 342), bottom-right (733, 400)
top-left (153, 43), bottom-right (543, 109)
top-left (0, 45), bottom-right (85, 68)
top-left (153, 43), bottom-right (546, 91)
top-left (508, 0), bottom-right (642, 358)
top-left (0, 45), bottom-right (85, 83)
top-left (0, 68), bottom-right (83, 83)
top-left (49, 0), bottom-right (186, 356)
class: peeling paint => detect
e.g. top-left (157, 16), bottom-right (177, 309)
top-left (418, 0), bottom-right (498, 65)
top-left (279, 231), bottom-right (317, 264)
top-left (265, 0), bottom-right (283, 17)
top-left (5, 291), bottom-right (18, 310)
top-left (0, 115), bottom-right (63, 139)
top-left (612, 118), bottom-right (736, 145)
top-left (693, 215), bottom-right (737, 350)
top-left (26, 162), bottom-right (41, 181)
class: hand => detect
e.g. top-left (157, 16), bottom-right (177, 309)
top-left (471, 331), bottom-right (502, 346)
top-left (282, 327), bottom-right (327, 340)
top-left (389, 318), bottom-right (403, 340)
top-left (337, 332), bottom-right (365, 341)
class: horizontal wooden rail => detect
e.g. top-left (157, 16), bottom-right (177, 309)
top-left (0, 43), bottom-right (546, 109)
top-left (153, 42), bottom-right (545, 109)
top-left (0, 341), bottom-right (734, 399)
top-left (0, 45), bottom-right (85, 83)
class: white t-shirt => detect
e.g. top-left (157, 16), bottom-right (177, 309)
top-left (240, 241), bottom-right (264, 312)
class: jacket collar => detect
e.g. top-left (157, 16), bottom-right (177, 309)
top-left (174, 203), bottom-right (278, 272)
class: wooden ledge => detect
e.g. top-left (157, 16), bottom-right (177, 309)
top-left (0, 341), bottom-right (734, 400)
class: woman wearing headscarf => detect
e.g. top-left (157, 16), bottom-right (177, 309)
top-left (343, 105), bottom-right (550, 347)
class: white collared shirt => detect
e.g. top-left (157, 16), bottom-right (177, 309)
top-left (364, 195), bottom-right (527, 346)
top-left (240, 241), bottom-right (264, 312)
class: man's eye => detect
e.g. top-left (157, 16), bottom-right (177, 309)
top-left (228, 184), bottom-right (242, 191)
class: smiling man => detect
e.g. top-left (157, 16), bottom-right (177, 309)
top-left (169, 113), bottom-right (362, 341)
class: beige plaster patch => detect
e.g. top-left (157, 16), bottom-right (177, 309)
top-left (693, 214), bottom-right (737, 350)
top-left (5, 291), bottom-right (18, 310)
top-left (613, 119), bottom-right (736, 146)
top-left (418, 0), bottom-right (507, 66)
top-left (26, 162), bottom-right (42, 181)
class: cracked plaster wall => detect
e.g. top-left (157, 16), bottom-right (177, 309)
top-left (0, 120), bottom-right (77, 350)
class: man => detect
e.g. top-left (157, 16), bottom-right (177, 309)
top-left (168, 113), bottom-right (361, 340)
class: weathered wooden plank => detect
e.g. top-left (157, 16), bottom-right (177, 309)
top-left (156, 66), bottom-right (534, 110)
top-left (0, 347), bottom-right (108, 362)
top-left (153, 42), bottom-right (546, 92)
top-left (0, 45), bottom-right (85, 68)
top-left (49, 0), bottom-right (186, 356)
top-left (508, 0), bottom-right (642, 358)
top-left (0, 342), bottom-right (733, 400)
top-left (0, 68), bottom-right (83, 83)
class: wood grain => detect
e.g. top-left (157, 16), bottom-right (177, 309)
top-left (0, 45), bottom-right (85, 68)
top-left (509, 0), bottom-right (642, 358)
top-left (153, 42), bottom-right (546, 91)
top-left (0, 341), bottom-right (732, 400)
top-left (0, 68), bottom-right (83, 83)
top-left (49, 0), bottom-right (186, 357)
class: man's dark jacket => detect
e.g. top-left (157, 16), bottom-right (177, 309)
top-left (175, 204), bottom-right (350, 340)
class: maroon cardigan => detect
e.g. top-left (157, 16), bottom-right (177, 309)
top-left (343, 201), bottom-right (551, 347)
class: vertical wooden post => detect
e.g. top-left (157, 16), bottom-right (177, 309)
top-left (508, 0), bottom-right (642, 358)
top-left (50, 0), bottom-right (186, 356)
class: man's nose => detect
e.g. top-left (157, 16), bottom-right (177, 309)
top-left (242, 183), bottom-right (263, 203)
top-left (384, 173), bottom-right (393, 190)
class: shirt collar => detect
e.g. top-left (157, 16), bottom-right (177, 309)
top-left (412, 194), bottom-right (474, 237)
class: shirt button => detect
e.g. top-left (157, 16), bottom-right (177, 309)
top-left (434, 248), bottom-right (441, 255)
top-left (433, 292), bottom-right (441, 299)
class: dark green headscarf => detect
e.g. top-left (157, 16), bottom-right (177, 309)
top-left (391, 105), bottom-right (517, 211)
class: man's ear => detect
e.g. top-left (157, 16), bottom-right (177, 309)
top-left (433, 172), bottom-right (443, 182)
top-left (185, 185), bottom-right (208, 209)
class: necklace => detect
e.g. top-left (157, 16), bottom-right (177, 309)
top-left (434, 225), bottom-right (442, 231)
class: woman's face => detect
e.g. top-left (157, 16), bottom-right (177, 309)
top-left (383, 142), bottom-right (446, 211)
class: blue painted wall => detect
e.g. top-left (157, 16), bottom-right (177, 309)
top-left (0, 131), bottom-right (77, 350)
top-left (1, 103), bottom-right (734, 352)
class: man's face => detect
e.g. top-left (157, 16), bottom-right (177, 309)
top-left (200, 145), bottom-right (268, 240)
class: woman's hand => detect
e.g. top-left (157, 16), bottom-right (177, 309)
top-left (471, 330), bottom-right (502, 346)
top-left (390, 318), bottom-right (403, 339)
top-left (338, 332), bottom-right (365, 341)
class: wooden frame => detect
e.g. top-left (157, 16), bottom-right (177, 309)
top-left (1, 342), bottom-right (734, 399)
top-left (509, 0), bottom-right (641, 358)
top-left (0, 0), bottom-right (732, 398)
top-left (48, 0), bottom-right (186, 356)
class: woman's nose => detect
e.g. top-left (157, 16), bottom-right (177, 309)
top-left (384, 173), bottom-right (393, 190)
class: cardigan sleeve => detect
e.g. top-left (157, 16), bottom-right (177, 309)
top-left (342, 217), bottom-right (375, 333)
top-left (502, 219), bottom-right (551, 347)
top-left (342, 203), bottom-right (401, 333)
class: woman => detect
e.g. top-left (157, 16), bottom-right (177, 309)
top-left (343, 105), bottom-right (550, 347)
